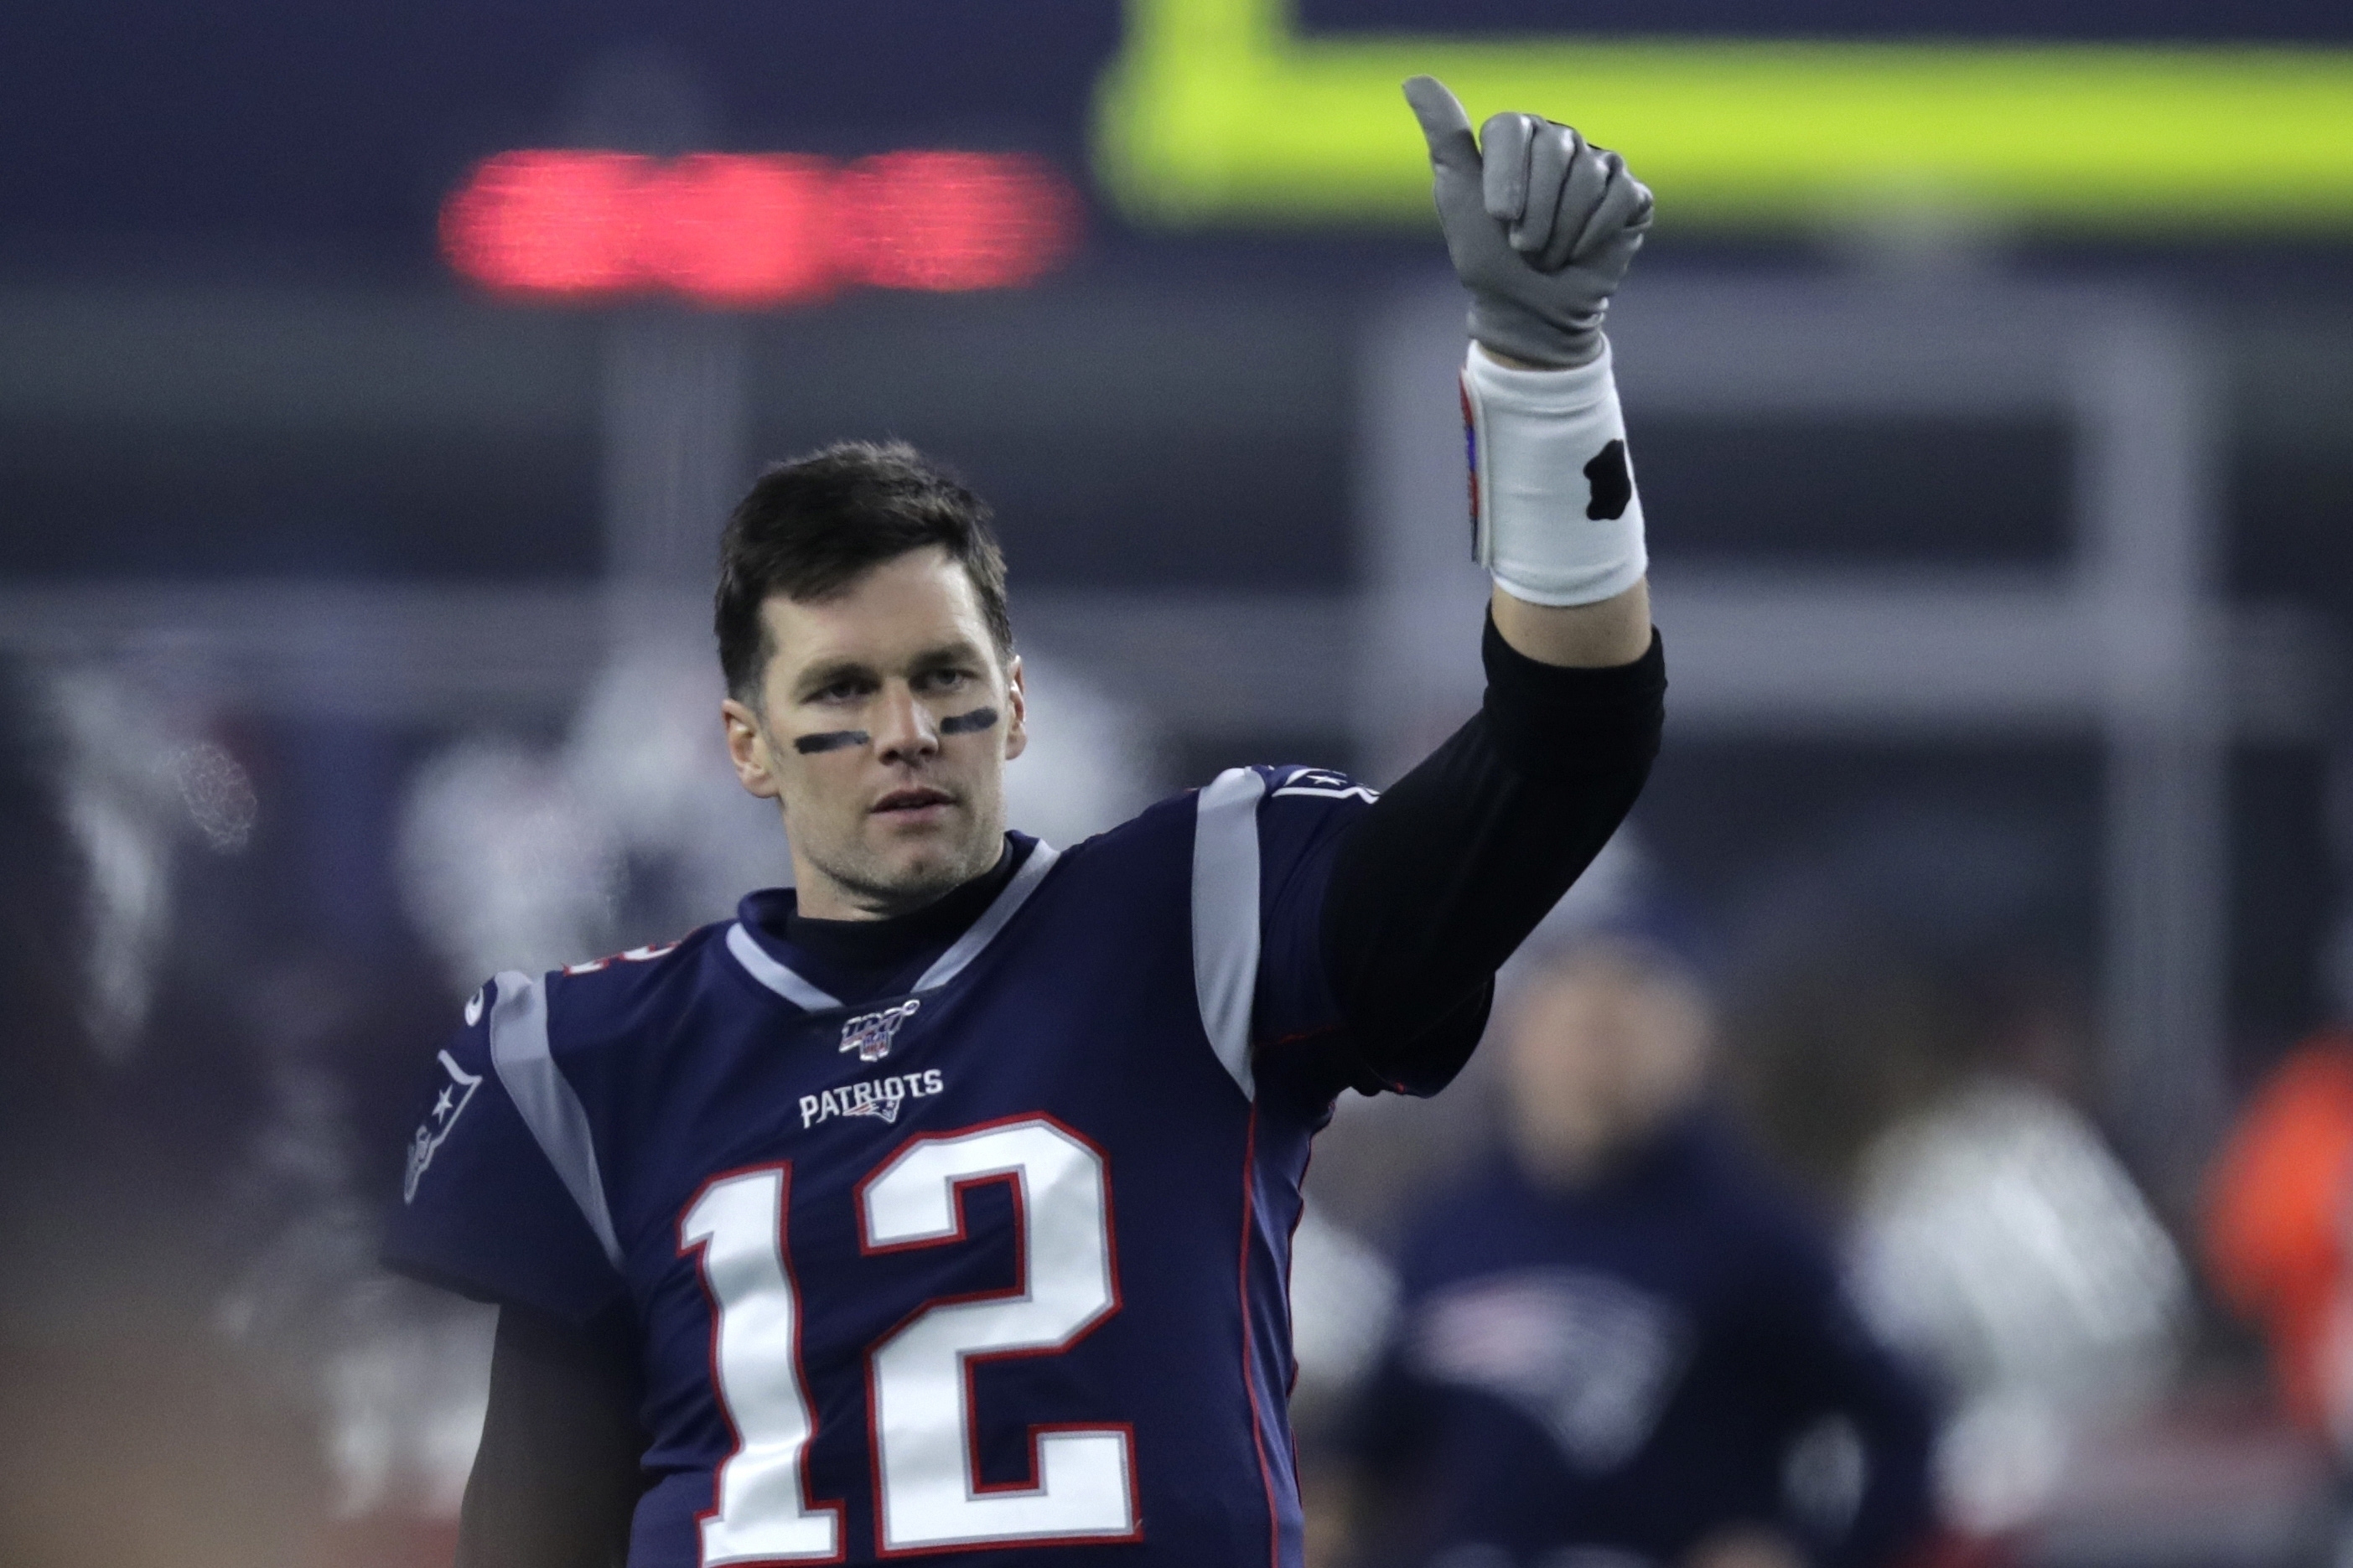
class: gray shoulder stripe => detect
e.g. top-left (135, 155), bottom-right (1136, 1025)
top-left (725, 923), bottom-right (844, 1012)
top-left (487, 970), bottom-right (625, 1270)
top-left (911, 841), bottom-right (1060, 995)
top-left (1191, 768), bottom-right (1265, 1100)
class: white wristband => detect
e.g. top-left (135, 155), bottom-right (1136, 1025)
top-left (1460, 337), bottom-right (1647, 608)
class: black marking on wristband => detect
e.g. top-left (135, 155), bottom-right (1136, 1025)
top-left (1584, 439), bottom-right (1632, 521)
top-left (938, 706), bottom-right (999, 736)
top-left (794, 729), bottom-right (870, 755)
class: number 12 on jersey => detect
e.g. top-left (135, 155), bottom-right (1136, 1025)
top-left (680, 1118), bottom-right (1140, 1562)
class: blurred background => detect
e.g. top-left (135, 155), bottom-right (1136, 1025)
top-left (2, 0), bottom-right (2350, 1565)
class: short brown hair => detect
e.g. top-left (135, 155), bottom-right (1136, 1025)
top-left (714, 440), bottom-right (1014, 701)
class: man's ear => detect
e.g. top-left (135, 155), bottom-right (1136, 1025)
top-left (1002, 655), bottom-right (1028, 763)
top-left (723, 696), bottom-right (782, 800)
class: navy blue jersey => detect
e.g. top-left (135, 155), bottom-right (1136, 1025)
top-left (1347, 1117), bottom-right (1934, 1568)
top-left (385, 767), bottom-right (1385, 1568)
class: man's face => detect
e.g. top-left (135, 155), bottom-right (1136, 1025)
top-left (1501, 950), bottom-right (1709, 1182)
top-left (722, 547), bottom-right (1026, 919)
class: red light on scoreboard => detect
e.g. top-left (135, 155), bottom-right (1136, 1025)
top-left (640, 154), bottom-right (838, 307)
top-left (441, 151), bottom-right (645, 295)
top-left (441, 149), bottom-right (1081, 307)
top-left (837, 152), bottom-right (1079, 292)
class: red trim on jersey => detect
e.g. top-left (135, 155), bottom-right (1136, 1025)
top-left (1236, 1105), bottom-right (1282, 1568)
top-left (563, 936), bottom-right (684, 975)
top-left (854, 1114), bottom-right (1140, 1557)
top-left (1284, 1140), bottom-right (1317, 1405)
top-left (855, 1162), bottom-right (1026, 1259)
top-left (676, 1159), bottom-right (847, 1565)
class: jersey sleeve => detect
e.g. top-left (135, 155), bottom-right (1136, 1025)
top-left (1251, 766), bottom-right (1376, 1048)
top-left (1322, 624), bottom-right (1666, 1095)
top-left (380, 975), bottom-right (628, 1327)
top-left (1186, 763), bottom-right (1391, 1110)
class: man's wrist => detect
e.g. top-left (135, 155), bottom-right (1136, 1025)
top-left (1491, 580), bottom-right (1654, 670)
top-left (1473, 335), bottom-right (1599, 372)
top-left (1461, 336), bottom-right (1646, 608)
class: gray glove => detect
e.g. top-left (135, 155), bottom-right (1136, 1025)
top-left (1402, 75), bottom-right (1653, 369)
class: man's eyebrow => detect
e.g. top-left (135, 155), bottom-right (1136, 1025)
top-left (790, 643), bottom-right (981, 699)
top-left (791, 657), bottom-right (878, 698)
top-left (907, 639), bottom-right (987, 671)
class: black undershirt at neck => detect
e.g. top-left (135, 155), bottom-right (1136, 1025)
top-left (767, 838), bottom-right (1024, 1001)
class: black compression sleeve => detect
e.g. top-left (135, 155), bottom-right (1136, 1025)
top-left (1319, 614), bottom-right (1665, 1094)
top-left (457, 1303), bottom-right (646, 1568)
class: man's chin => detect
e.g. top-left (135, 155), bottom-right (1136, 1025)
top-left (866, 809), bottom-right (967, 864)
top-left (878, 853), bottom-right (967, 899)
top-left (841, 828), bottom-right (996, 909)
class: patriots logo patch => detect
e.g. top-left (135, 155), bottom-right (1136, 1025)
top-left (403, 1048), bottom-right (483, 1203)
top-left (1272, 768), bottom-right (1380, 805)
top-left (801, 1069), bottom-right (946, 1130)
top-left (840, 998), bottom-right (921, 1063)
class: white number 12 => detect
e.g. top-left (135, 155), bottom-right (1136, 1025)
top-left (682, 1118), bottom-right (1138, 1562)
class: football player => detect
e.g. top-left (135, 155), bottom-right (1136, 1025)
top-left (385, 78), bottom-right (1666, 1568)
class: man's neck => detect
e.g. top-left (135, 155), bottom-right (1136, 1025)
top-left (791, 842), bottom-right (1008, 922)
top-left (769, 841), bottom-right (1023, 1003)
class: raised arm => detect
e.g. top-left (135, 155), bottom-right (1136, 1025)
top-left (1319, 80), bottom-right (1665, 1089)
top-left (1407, 74), bottom-right (1655, 664)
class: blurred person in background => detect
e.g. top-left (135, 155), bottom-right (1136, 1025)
top-left (1338, 938), bottom-right (1936, 1568)
top-left (1804, 964), bottom-right (2190, 1546)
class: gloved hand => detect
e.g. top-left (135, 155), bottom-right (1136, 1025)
top-left (1402, 75), bottom-right (1653, 369)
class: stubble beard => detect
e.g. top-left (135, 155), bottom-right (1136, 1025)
top-left (802, 800), bottom-right (1005, 918)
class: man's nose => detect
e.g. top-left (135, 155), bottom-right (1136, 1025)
top-left (872, 683), bottom-right (939, 764)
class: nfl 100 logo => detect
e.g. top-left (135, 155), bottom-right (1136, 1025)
top-left (839, 998), bottom-right (920, 1063)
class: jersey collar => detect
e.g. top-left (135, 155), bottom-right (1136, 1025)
top-left (725, 838), bottom-right (1061, 1015)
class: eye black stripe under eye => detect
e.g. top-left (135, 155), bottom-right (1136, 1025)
top-left (938, 707), bottom-right (998, 736)
top-left (794, 730), bottom-right (870, 754)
